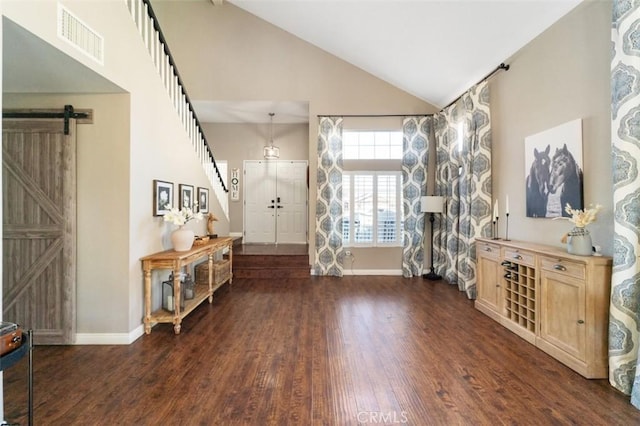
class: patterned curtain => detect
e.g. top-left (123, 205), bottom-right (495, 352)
top-left (314, 117), bottom-right (344, 276)
top-left (610, 1), bottom-right (640, 408)
top-left (433, 81), bottom-right (492, 299)
top-left (401, 116), bottom-right (431, 277)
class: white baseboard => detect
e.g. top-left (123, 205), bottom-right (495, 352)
top-left (342, 269), bottom-right (403, 276)
top-left (229, 232), bottom-right (243, 238)
top-left (311, 269), bottom-right (403, 276)
top-left (74, 324), bottom-right (145, 345)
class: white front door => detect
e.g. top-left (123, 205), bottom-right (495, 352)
top-left (244, 160), bottom-right (308, 243)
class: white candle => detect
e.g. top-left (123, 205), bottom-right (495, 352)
top-left (505, 195), bottom-right (510, 215)
top-left (494, 199), bottom-right (499, 219)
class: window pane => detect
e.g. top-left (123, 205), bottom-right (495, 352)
top-left (390, 132), bottom-right (403, 147)
top-left (341, 171), bottom-right (401, 247)
top-left (360, 145), bottom-right (375, 159)
top-left (390, 145), bottom-right (403, 159)
top-left (377, 174), bottom-right (398, 243)
top-left (375, 145), bottom-right (390, 159)
top-left (353, 175), bottom-right (373, 243)
top-left (342, 130), bottom-right (403, 160)
top-left (343, 132), bottom-right (358, 147)
top-left (374, 132), bottom-right (389, 146)
top-left (344, 146), bottom-right (359, 159)
top-left (342, 175), bottom-right (351, 244)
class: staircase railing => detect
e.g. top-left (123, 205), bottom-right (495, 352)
top-left (126, 0), bottom-right (229, 218)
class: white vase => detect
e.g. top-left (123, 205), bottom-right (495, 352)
top-left (171, 226), bottom-right (195, 252)
top-left (567, 226), bottom-right (592, 256)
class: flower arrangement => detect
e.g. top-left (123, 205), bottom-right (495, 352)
top-left (163, 204), bottom-right (203, 226)
top-left (559, 203), bottom-right (602, 228)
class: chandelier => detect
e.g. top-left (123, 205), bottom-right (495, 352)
top-left (263, 112), bottom-right (280, 160)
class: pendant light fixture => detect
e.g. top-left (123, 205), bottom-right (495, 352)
top-left (263, 112), bottom-right (280, 160)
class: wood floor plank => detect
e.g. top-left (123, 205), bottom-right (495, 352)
top-left (3, 275), bottom-right (640, 425)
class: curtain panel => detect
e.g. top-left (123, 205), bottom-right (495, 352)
top-left (314, 117), bottom-right (344, 277)
top-left (610, 0), bottom-right (640, 408)
top-left (401, 116), bottom-right (432, 277)
top-left (433, 81), bottom-right (492, 299)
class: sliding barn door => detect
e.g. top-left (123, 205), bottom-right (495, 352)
top-left (2, 118), bottom-right (77, 344)
top-left (244, 160), bottom-right (308, 244)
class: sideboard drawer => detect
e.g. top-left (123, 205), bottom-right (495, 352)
top-left (503, 248), bottom-right (535, 267)
top-left (477, 241), bottom-right (501, 260)
top-left (540, 257), bottom-right (585, 280)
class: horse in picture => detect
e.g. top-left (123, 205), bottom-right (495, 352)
top-left (548, 143), bottom-right (583, 217)
top-left (525, 144), bottom-right (550, 217)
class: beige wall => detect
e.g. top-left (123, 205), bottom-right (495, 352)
top-left (491, 0), bottom-right (613, 255)
top-left (153, 2), bottom-right (437, 269)
top-left (2, 1), bottom-right (230, 336)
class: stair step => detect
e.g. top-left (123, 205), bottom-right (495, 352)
top-left (233, 254), bottom-right (309, 268)
top-left (233, 267), bottom-right (310, 279)
top-left (231, 251), bottom-right (310, 280)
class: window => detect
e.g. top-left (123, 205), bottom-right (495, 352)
top-left (343, 131), bottom-right (403, 159)
top-left (342, 171), bottom-right (402, 246)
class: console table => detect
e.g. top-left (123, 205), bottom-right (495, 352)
top-left (475, 238), bottom-right (612, 378)
top-left (141, 237), bottom-right (233, 334)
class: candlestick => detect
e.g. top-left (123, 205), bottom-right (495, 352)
top-left (493, 199), bottom-right (499, 221)
top-left (505, 195), bottom-right (510, 215)
top-left (493, 218), bottom-right (500, 240)
top-left (505, 212), bottom-right (510, 241)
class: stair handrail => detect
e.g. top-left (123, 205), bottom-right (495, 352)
top-left (126, 0), bottom-right (229, 216)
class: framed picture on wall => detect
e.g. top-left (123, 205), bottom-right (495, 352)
top-left (197, 187), bottom-right (209, 213)
top-left (179, 184), bottom-right (194, 209)
top-left (153, 180), bottom-right (173, 216)
top-left (524, 118), bottom-right (583, 218)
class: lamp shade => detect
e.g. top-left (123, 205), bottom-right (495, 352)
top-left (263, 145), bottom-right (280, 159)
top-left (421, 196), bottom-right (444, 213)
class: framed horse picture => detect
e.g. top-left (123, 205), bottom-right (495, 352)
top-left (524, 118), bottom-right (583, 218)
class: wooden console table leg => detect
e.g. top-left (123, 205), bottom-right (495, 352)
top-left (208, 253), bottom-right (214, 303)
top-left (143, 269), bottom-right (152, 334)
top-left (228, 243), bottom-right (233, 284)
top-left (173, 267), bottom-right (182, 335)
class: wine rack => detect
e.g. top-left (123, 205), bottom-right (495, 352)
top-left (501, 259), bottom-right (536, 333)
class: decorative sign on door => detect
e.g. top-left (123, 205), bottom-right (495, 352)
top-left (231, 168), bottom-right (240, 201)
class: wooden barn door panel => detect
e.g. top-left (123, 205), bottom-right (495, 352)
top-left (2, 118), bottom-right (76, 344)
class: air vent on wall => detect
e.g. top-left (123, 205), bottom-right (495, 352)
top-left (58, 4), bottom-right (104, 65)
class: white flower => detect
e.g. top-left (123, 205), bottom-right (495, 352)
top-left (556, 203), bottom-right (602, 228)
top-left (163, 204), bottom-right (203, 226)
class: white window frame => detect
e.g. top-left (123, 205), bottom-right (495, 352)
top-left (343, 130), bottom-right (403, 160)
top-left (342, 171), bottom-right (402, 247)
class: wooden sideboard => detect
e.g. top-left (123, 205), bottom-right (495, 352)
top-left (475, 237), bottom-right (612, 378)
top-left (141, 237), bottom-right (233, 334)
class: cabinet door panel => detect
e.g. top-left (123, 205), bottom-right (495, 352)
top-left (477, 253), bottom-right (501, 313)
top-left (540, 271), bottom-right (586, 361)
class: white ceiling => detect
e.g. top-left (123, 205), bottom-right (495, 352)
top-left (220, 0), bottom-right (582, 114)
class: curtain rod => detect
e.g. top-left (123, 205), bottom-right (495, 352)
top-left (316, 113), bottom-right (433, 118)
top-left (441, 62), bottom-right (510, 111)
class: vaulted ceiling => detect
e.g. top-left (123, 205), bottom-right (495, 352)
top-left (228, 0), bottom-right (583, 108)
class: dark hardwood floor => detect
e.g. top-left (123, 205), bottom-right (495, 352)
top-left (4, 276), bottom-right (640, 425)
